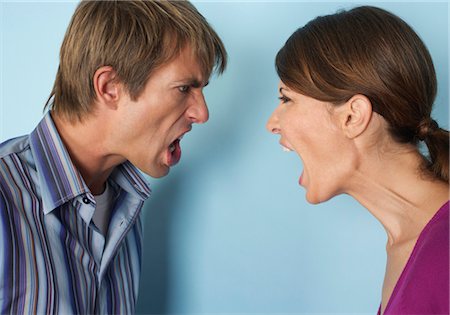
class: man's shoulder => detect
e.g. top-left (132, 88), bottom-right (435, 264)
top-left (0, 135), bottom-right (30, 160)
top-left (0, 135), bottom-right (32, 190)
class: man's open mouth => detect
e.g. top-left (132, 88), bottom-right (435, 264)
top-left (166, 132), bottom-right (187, 167)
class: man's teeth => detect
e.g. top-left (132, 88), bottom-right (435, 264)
top-left (169, 143), bottom-right (176, 153)
top-left (281, 145), bottom-right (293, 152)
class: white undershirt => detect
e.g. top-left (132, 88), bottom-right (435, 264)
top-left (92, 182), bottom-right (114, 236)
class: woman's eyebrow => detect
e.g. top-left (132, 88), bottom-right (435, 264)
top-left (279, 87), bottom-right (289, 95)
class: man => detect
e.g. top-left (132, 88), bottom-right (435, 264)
top-left (0, 1), bottom-right (226, 314)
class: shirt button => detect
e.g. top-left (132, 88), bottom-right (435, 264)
top-left (82, 197), bottom-right (90, 204)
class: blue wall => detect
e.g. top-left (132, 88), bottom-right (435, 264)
top-left (1, 1), bottom-right (448, 314)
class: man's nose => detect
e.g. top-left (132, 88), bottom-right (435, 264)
top-left (186, 92), bottom-right (209, 124)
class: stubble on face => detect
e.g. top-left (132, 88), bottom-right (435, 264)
top-left (111, 46), bottom-right (209, 178)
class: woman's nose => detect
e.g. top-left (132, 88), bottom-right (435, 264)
top-left (266, 110), bottom-right (281, 134)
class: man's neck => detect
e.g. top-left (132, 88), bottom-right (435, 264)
top-left (51, 112), bottom-right (125, 195)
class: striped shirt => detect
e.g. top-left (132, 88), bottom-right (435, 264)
top-left (0, 112), bottom-right (151, 314)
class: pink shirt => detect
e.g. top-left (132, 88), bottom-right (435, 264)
top-left (378, 201), bottom-right (449, 315)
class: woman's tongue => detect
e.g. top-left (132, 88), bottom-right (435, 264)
top-left (167, 139), bottom-right (181, 167)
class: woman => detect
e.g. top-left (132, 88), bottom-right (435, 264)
top-left (266, 6), bottom-right (449, 315)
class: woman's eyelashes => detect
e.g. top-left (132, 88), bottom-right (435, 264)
top-left (278, 95), bottom-right (291, 104)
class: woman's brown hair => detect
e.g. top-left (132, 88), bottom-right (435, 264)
top-left (276, 6), bottom-right (448, 182)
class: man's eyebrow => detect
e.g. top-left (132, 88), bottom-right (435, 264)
top-left (176, 78), bottom-right (209, 88)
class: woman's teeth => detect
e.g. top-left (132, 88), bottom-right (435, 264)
top-left (169, 143), bottom-right (176, 153)
top-left (281, 145), bottom-right (293, 152)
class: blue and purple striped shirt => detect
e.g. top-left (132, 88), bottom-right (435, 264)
top-left (0, 112), bottom-right (151, 314)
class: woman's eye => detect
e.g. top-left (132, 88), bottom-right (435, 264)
top-left (278, 95), bottom-right (291, 103)
top-left (178, 85), bottom-right (190, 93)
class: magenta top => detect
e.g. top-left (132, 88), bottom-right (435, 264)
top-left (378, 201), bottom-right (449, 315)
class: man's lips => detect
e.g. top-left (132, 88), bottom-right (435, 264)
top-left (168, 127), bottom-right (192, 149)
top-left (166, 127), bottom-right (192, 167)
top-left (167, 139), bottom-right (181, 167)
top-left (174, 127), bottom-right (192, 143)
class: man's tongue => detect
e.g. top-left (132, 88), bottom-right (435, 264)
top-left (167, 139), bottom-right (181, 167)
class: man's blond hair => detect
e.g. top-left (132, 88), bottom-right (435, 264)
top-left (46, 0), bottom-right (227, 121)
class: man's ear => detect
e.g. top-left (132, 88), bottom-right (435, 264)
top-left (93, 66), bottom-right (121, 109)
top-left (340, 94), bottom-right (373, 139)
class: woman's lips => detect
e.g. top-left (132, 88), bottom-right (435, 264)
top-left (278, 140), bottom-right (304, 186)
top-left (279, 140), bottom-right (294, 152)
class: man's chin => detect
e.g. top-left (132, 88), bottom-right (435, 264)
top-left (141, 165), bottom-right (170, 179)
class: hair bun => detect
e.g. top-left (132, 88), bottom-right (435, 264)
top-left (416, 118), bottom-right (439, 141)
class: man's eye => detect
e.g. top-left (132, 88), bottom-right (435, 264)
top-left (278, 95), bottom-right (291, 103)
top-left (178, 85), bottom-right (190, 93)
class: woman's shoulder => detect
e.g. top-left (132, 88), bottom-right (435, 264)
top-left (404, 200), bottom-right (448, 303)
top-left (411, 200), bottom-right (449, 272)
top-left (386, 201), bottom-right (449, 314)
top-left (415, 200), bottom-right (449, 258)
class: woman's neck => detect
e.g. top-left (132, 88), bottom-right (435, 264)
top-left (345, 149), bottom-right (448, 247)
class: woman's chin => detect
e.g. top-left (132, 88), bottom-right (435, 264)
top-left (304, 188), bottom-right (321, 204)
top-left (301, 172), bottom-right (321, 204)
top-left (305, 186), bottom-right (335, 204)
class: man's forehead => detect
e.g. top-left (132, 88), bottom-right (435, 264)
top-left (146, 51), bottom-right (206, 84)
top-left (168, 48), bottom-right (208, 79)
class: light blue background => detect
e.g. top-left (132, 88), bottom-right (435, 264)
top-left (1, 1), bottom-right (448, 314)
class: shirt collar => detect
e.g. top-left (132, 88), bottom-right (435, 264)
top-left (29, 111), bottom-right (151, 214)
top-left (111, 161), bottom-right (152, 201)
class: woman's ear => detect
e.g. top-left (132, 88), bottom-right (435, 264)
top-left (93, 66), bottom-right (121, 109)
top-left (340, 94), bottom-right (373, 139)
